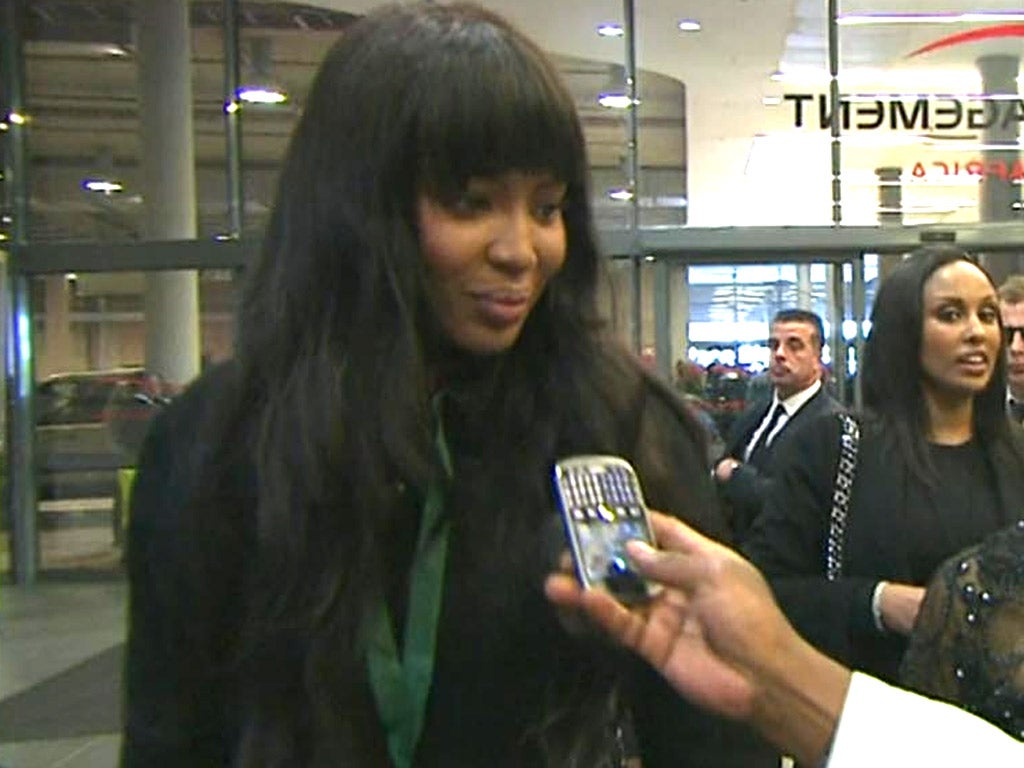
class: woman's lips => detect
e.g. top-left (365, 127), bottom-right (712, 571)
top-left (956, 352), bottom-right (990, 376)
top-left (472, 291), bottom-right (530, 327)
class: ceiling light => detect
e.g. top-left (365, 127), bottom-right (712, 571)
top-left (769, 71), bottom-right (785, 82)
top-left (238, 38), bottom-right (288, 106)
top-left (838, 12), bottom-right (1024, 25)
top-left (597, 23), bottom-right (624, 37)
top-left (7, 112), bottom-right (27, 125)
top-left (677, 20), bottom-right (701, 32)
top-left (82, 179), bottom-right (123, 193)
top-left (237, 86), bottom-right (287, 105)
top-left (224, 101), bottom-right (241, 114)
top-left (597, 93), bottom-right (636, 109)
top-left (762, 96), bottom-right (782, 106)
top-left (608, 188), bottom-right (634, 201)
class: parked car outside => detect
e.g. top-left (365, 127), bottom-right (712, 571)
top-left (35, 367), bottom-right (168, 505)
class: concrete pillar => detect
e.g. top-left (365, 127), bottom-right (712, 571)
top-left (796, 264), bottom-right (812, 309)
top-left (40, 275), bottom-right (74, 378)
top-left (137, 0), bottom-right (201, 389)
top-left (669, 263), bottom-right (690, 369)
top-left (976, 55), bottom-right (1023, 283)
top-left (91, 297), bottom-right (114, 369)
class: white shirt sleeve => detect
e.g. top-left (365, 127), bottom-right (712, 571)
top-left (827, 672), bottom-right (1023, 767)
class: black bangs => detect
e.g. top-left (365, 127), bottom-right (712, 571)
top-left (412, 17), bottom-right (584, 196)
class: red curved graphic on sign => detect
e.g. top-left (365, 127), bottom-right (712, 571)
top-left (907, 23), bottom-right (1024, 58)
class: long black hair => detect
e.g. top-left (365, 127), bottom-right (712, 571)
top-left (193, 4), bottom-right (709, 765)
top-left (861, 245), bottom-right (1015, 485)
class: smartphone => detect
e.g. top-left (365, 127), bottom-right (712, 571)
top-left (553, 455), bottom-right (659, 604)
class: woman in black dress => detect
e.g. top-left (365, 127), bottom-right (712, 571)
top-left (744, 246), bottom-right (1024, 682)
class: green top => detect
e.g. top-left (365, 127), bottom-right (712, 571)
top-left (365, 399), bottom-right (453, 768)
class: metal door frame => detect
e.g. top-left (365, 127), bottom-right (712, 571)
top-left (6, 221), bottom-right (1024, 583)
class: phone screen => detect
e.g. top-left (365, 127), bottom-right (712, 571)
top-left (554, 456), bottom-right (657, 603)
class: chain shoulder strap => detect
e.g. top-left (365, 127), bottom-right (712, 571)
top-left (826, 413), bottom-right (860, 582)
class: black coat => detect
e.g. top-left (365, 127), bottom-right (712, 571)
top-left (718, 385), bottom-right (843, 542)
top-left (743, 413), bottom-right (1024, 682)
top-left (121, 361), bottom-right (777, 767)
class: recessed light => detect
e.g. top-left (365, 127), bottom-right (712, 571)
top-left (598, 93), bottom-right (635, 109)
top-left (762, 96), bottom-right (782, 106)
top-left (608, 188), bottom-right (634, 201)
top-left (237, 86), bottom-right (287, 105)
top-left (769, 71), bottom-right (785, 82)
top-left (597, 23), bottom-right (624, 38)
top-left (677, 19), bottom-right (701, 32)
top-left (82, 179), bottom-right (123, 193)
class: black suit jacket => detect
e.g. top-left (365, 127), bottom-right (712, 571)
top-left (718, 385), bottom-right (843, 542)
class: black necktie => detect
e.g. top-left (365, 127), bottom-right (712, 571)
top-left (1011, 400), bottom-right (1024, 424)
top-left (747, 403), bottom-right (785, 466)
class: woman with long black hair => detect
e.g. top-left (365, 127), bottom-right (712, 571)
top-left (745, 246), bottom-right (1024, 683)
top-left (121, 4), bottom-right (772, 766)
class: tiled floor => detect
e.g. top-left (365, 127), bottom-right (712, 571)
top-left (0, 581), bottom-right (126, 768)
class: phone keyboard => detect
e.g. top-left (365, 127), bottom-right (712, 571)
top-left (558, 464), bottom-right (645, 522)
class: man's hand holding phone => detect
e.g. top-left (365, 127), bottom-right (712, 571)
top-left (544, 512), bottom-right (851, 767)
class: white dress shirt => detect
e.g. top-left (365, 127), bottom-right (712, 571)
top-left (827, 672), bottom-right (1023, 767)
top-left (742, 379), bottom-right (822, 462)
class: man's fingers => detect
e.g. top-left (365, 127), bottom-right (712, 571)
top-left (648, 512), bottom-right (709, 557)
top-left (626, 539), bottom-right (706, 594)
top-left (578, 588), bottom-right (646, 649)
top-left (544, 573), bottom-right (583, 607)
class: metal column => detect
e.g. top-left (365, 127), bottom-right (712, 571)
top-left (2, 0), bottom-right (39, 584)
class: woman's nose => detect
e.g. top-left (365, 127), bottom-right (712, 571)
top-left (965, 312), bottom-right (986, 338)
top-left (488, 209), bottom-right (537, 269)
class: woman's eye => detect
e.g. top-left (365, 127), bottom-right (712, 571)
top-left (938, 307), bottom-right (962, 322)
top-left (534, 201), bottom-right (564, 222)
top-left (451, 193), bottom-right (490, 214)
top-left (978, 307), bottom-right (999, 323)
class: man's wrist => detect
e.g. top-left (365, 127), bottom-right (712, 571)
top-left (752, 633), bottom-right (851, 767)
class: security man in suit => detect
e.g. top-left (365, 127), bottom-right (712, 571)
top-left (998, 275), bottom-right (1024, 425)
top-left (713, 309), bottom-right (843, 543)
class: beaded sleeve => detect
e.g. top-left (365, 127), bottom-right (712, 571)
top-left (900, 520), bottom-right (1024, 741)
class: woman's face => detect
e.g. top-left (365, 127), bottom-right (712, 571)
top-left (417, 171), bottom-right (568, 355)
top-left (919, 260), bottom-right (1002, 399)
